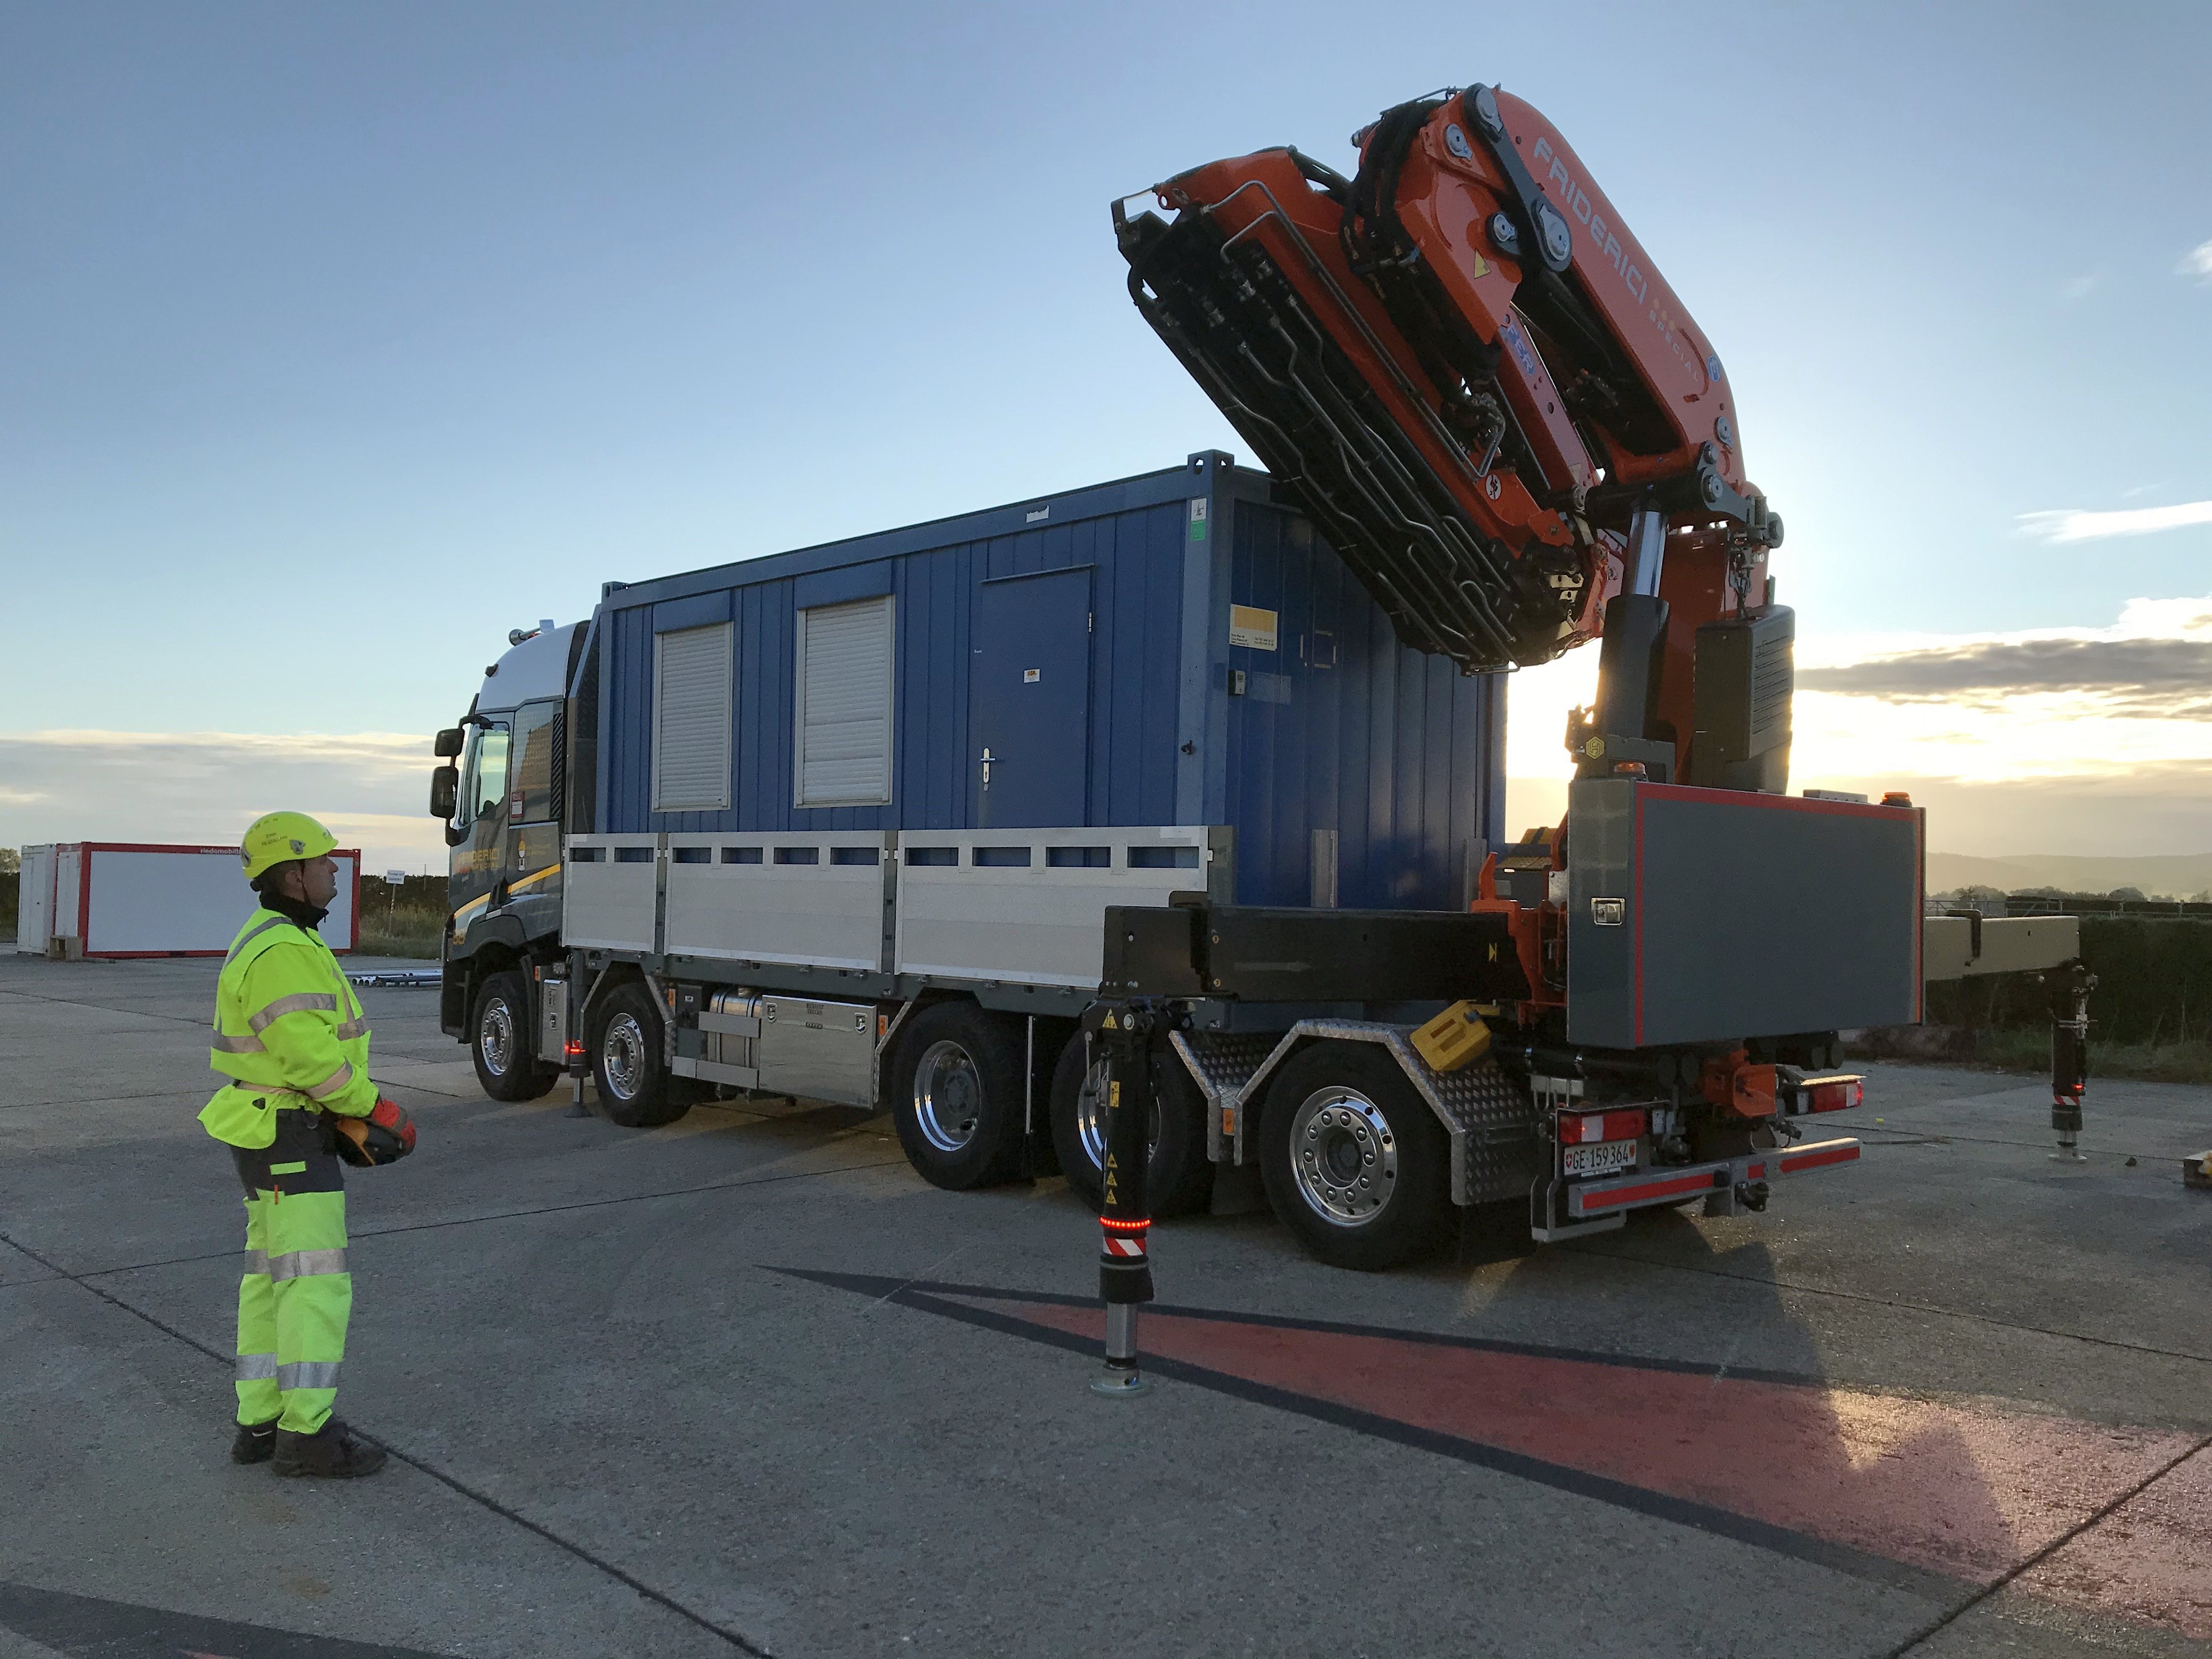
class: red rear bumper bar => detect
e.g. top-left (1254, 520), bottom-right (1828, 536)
top-left (1566, 1137), bottom-right (1861, 1219)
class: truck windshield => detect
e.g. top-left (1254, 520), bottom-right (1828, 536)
top-left (460, 721), bottom-right (510, 830)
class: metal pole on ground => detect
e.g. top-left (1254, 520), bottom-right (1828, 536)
top-left (2047, 960), bottom-right (2095, 1161)
top-left (564, 984), bottom-right (591, 1118)
top-left (1086, 999), bottom-right (1154, 1397)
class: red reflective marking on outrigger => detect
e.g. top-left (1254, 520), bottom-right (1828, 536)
top-left (1779, 1144), bottom-right (1859, 1175)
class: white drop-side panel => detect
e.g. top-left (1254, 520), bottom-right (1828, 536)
top-left (665, 833), bottom-right (888, 970)
top-left (564, 836), bottom-right (662, 952)
top-left (795, 597), bottom-right (893, 806)
top-left (895, 827), bottom-right (1214, 987)
top-left (653, 623), bottom-right (734, 812)
top-left (15, 845), bottom-right (54, 952)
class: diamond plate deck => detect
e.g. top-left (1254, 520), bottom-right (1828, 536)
top-left (1175, 1022), bottom-right (1538, 1201)
top-left (1173, 1030), bottom-right (1284, 1164)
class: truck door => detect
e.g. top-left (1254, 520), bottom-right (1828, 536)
top-left (503, 700), bottom-right (563, 941)
top-left (970, 568), bottom-right (1092, 828)
top-left (447, 716), bottom-right (509, 945)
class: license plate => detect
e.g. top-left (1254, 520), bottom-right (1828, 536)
top-left (1564, 1138), bottom-right (1638, 1178)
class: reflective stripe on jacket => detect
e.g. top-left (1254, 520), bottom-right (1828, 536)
top-left (200, 908), bottom-right (376, 1148)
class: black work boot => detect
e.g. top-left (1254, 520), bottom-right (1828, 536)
top-left (270, 1418), bottom-right (388, 1479)
top-left (230, 1417), bottom-right (280, 1464)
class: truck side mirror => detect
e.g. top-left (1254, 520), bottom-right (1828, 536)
top-left (434, 727), bottom-right (465, 758)
top-left (430, 765), bottom-right (459, 820)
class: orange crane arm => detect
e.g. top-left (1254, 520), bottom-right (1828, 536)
top-left (1115, 84), bottom-right (1791, 789)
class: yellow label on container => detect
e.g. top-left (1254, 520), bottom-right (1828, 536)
top-left (1229, 605), bottom-right (1279, 651)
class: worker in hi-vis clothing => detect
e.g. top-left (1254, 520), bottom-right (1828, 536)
top-left (202, 812), bottom-right (415, 1478)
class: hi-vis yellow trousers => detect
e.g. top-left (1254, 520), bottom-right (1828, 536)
top-left (229, 1109), bottom-right (350, 1434)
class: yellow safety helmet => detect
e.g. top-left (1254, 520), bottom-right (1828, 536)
top-left (240, 811), bottom-right (338, 880)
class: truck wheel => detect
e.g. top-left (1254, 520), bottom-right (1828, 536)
top-left (589, 981), bottom-right (690, 1128)
top-left (1258, 1042), bottom-right (1451, 1271)
top-left (471, 970), bottom-right (556, 1102)
top-left (891, 1003), bottom-right (1023, 1190)
top-left (1049, 1032), bottom-right (1214, 1217)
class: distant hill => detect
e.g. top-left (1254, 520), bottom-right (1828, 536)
top-left (1927, 851), bottom-right (2212, 900)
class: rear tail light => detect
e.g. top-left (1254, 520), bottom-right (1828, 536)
top-left (1806, 1077), bottom-right (1863, 1113)
top-left (1559, 1107), bottom-right (1647, 1143)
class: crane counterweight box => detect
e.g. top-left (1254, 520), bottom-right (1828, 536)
top-left (1566, 779), bottom-right (1923, 1048)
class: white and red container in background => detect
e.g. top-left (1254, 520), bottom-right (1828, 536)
top-left (13, 843), bottom-right (359, 957)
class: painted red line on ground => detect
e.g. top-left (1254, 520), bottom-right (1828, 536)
top-left (2018, 1443), bottom-right (2212, 1640)
top-left (946, 1295), bottom-right (2196, 1592)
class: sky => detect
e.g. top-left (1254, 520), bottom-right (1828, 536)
top-left (3, 1), bottom-right (2209, 873)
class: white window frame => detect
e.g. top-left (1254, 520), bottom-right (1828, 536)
top-left (793, 595), bottom-right (895, 809)
top-left (652, 622), bottom-right (734, 813)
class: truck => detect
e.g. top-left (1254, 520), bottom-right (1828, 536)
top-left (428, 82), bottom-right (2088, 1269)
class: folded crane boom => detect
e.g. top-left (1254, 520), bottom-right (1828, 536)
top-left (1114, 83), bottom-right (1788, 787)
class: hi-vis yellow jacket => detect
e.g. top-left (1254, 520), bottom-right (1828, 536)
top-left (201, 908), bottom-right (377, 1149)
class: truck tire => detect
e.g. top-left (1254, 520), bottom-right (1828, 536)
top-left (471, 970), bottom-right (556, 1102)
top-left (890, 1002), bottom-right (1024, 1190)
top-left (589, 981), bottom-right (690, 1128)
top-left (1048, 1032), bottom-right (1214, 1217)
top-left (1257, 1041), bottom-right (1451, 1271)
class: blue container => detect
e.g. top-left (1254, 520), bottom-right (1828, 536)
top-left (591, 451), bottom-right (1504, 910)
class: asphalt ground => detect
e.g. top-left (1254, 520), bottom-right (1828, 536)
top-left (1, 951), bottom-right (2208, 1659)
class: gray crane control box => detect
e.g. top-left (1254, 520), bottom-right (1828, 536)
top-left (1566, 778), bottom-right (1922, 1048)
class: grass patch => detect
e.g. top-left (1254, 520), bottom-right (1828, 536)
top-left (1968, 1029), bottom-right (2212, 1086)
top-left (1846, 1026), bottom-right (2212, 1085)
top-left (356, 902), bottom-right (445, 960)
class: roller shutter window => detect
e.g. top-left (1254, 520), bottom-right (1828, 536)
top-left (652, 622), bottom-right (733, 812)
top-left (795, 595), bottom-right (894, 807)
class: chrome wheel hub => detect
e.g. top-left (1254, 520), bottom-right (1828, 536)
top-left (480, 997), bottom-right (516, 1076)
top-left (602, 1012), bottom-right (647, 1101)
top-left (1289, 1086), bottom-right (1397, 1227)
top-left (913, 1040), bottom-right (984, 1153)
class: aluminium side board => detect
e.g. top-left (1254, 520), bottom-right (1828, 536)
top-left (589, 451), bottom-right (1505, 910)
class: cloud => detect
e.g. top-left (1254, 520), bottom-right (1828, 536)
top-left (0, 730), bottom-right (448, 873)
top-left (1505, 595), bottom-right (2212, 856)
top-left (1507, 766), bottom-right (2212, 861)
top-left (1796, 635), bottom-right (2212, 712)
top-left (2180, 239), bottom-right (2212, 283)
top-left (2016, 501), bottom-right (2212, 542)
top-left (2057, 274), bottom-right (2097, 301)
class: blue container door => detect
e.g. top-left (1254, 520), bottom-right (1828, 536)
top-left (972, 568), bottom-right (1092, 828)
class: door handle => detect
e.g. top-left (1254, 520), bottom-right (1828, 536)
top-left (980, 748), bottom-right (992, 791)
